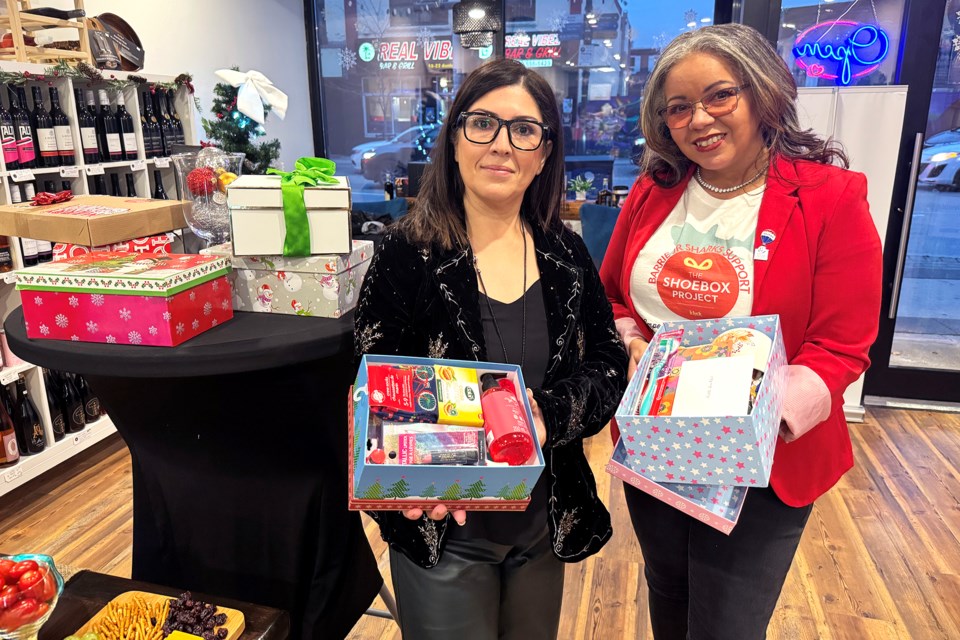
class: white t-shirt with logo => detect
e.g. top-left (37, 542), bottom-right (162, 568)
top-left (629, 180), bottom-right (761, 331)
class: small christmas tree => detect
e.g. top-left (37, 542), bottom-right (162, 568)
top-left (421, 484), bottom-right (438, 498)
top-left (439, 482), bottom-right (463, 501)
top-left (386, 478), bottom-right (411, 499)
top-left (360, 480), bottom-right (385, 500)
top-left (464, 479), bottom-right (486, 500)
top-left (201, 68), bottom-right (281, 175)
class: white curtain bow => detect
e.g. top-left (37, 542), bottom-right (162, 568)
top-left (214, 69), bottom-right (288, 125)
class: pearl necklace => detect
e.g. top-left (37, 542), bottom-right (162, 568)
top-left (695, 166), bottom-right (767, 194)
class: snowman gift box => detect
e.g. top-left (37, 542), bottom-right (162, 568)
top-left (204, 240), bottom-right (374, 318)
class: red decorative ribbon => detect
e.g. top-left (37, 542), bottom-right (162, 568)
top-left (31, 190), bottom-right (74, 206)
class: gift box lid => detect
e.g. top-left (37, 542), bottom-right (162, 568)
top-left (0, 195), bottom-right (186, 247)
top-left (227, 175), bottom-right (351, 210)
top-left (204, 240), bottom-right (375, 275)
top-left (15, 251), bottom-right (231, 296)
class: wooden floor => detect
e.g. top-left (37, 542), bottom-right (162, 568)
top-left (1, 407), bottom-right (959, 639)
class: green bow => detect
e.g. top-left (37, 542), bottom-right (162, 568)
top-left (267, 157), bottom-right (339, 256)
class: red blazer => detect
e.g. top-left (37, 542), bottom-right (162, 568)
top-left (600, 156), bottom-right (882, 507)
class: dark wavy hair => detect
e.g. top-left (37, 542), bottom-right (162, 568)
top-left (400, 58), bottom-right (564, 250)
top-left (640, 23), bottom-right (849, 187)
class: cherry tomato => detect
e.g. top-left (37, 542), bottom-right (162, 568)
top-left (19, 567), bottom-right (55, 603)
top-left (0, 559), bottom-right (14, 581)
top-left (0, 584), bottom-right (19, 609)
top-left (6, 561), bottom-right (37, 582)
top-left (16, 570), bottom-right (41, 591)
top-left (0, 597), bottom-right (38, 631)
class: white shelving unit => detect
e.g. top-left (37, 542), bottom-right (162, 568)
top-left (0, 61), bottom-right (200, 498)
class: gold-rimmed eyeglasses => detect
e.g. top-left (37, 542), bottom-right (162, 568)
top-left (658, 84), bottom-right (750, 129)
top-left (457, 111), bottom-right (551, 151)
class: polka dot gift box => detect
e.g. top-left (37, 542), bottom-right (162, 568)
top-left (606, 315), bottom-right (786, 533)
top-left (15, 251), bottom-right (233, 347)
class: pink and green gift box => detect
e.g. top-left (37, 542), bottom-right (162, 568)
top-left (15, 251), bottom-right (233, 347)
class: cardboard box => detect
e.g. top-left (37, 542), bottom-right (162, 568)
top-left (350, 355), bottom-right (545, 511)
top-left (612, 315), bottom-right (787, 488)
top-left (52, 232), bottom-right (178, 262)
top-left (16, 252), bottom-right (233, 347)
top-left (227, 175), bottom-right (352, 256)
top-left (0, 196), bottom-right (186, 247)
top-left (204, 240), bottom-right (374, 318)
top-left (606, 438), bottom-right (747, 534)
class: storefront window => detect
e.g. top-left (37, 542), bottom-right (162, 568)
top-left (311, 0), bottom-right (713, 201)
top-left (777, 0), bottom-right (905, 87)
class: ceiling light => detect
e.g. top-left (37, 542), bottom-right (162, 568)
top-left (468, 8), bottom-right (485, 19)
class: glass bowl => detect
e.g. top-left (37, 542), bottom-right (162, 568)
top-left (0, 554), bottom-right (64, 640)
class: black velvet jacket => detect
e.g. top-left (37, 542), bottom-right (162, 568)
top-left (353, 220), bottom-right (628, 569)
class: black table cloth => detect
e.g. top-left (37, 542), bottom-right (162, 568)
top-left (5, 308), bottom-right (381, 640)
top-left (39, 569), bottom-right (289, 640)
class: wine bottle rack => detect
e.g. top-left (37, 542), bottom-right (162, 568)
top-left (0, 0), bottom-right (92, 64)
top-left (0, 62), bottom-right (198, 498)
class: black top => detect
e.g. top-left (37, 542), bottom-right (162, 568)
top-left (451, 280), bottom-right (550, 545)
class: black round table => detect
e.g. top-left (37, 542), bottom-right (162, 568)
top-left (5, 308), bottom-right (381, 640)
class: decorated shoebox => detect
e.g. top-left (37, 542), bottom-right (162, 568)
top-left (606, 438), bottom-right (748, 534)
top-left (202, 240), bottom-right (374, 318)
top-left (612, 315), bottom-right (787, 488)
top-left (227, 174), bottom-right (352, 256)
top-left (349, 355), bottom-right (545, 511)
top-left (52, 232), bottom-right (178, 262)
top-left (0, 196), bottom-right (186, 246)
top-left (15, 252), bottom-right (233, 347)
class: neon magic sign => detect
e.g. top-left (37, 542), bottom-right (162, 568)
top-left (792, 21), bottom-right (889, 86)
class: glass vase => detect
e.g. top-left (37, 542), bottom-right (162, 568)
top-left (0, 554), bottom-right (64, 640)
top-left (171, 149), bottom-right (245, 247)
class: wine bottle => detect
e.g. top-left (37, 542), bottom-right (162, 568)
top-left (43, 370), bottom-right (65, 442)
top-left (125, 173), bottom-right (137, 197)
top-left (49, 87), bottom-right (75, 165)
top-left (9, 86), bottom-right (35, 168)
top-left (32, 85), bottom-right (59, 167)
top-left (140, 91), bottom-right (160, 159)
top-left (9, 183), bottom-right (22, 204)
top-left (0, 386), bottom-right (20, 466)
top-left (0, 236), bottom-right (12, 272)
top-left (153, 90), bottom-right (173, 156)
top-left (15, 376), bottom-right (45, 454)
top-left (165, 89), bottom-right (185, 146)
top-left (59, 372), bottom-right (84, 433)
top-left (97, 89), bottom-right (122, 162)
top-left (20, 238), bottom-right (38, 266)
top-left (152, 169), bottom-right (168, 199)
top-left (596, 178), bottom-right (611, 206)
top-left (22, 7), bottom-right (85, 20)
top-left (93, 174), bottom-right (107, 195)
top-left (81, 89), bottom-right (101, 164)
top-left (36, 238), bottom-right (52, 263)
top-left (0, 90), bottom-right (19, 170)
top-left (110, 172), bottom-right (122, 196)
top-left (115, 93), bottom-right (138, 161)
top-left (73, 374), bottom-right (100, 423)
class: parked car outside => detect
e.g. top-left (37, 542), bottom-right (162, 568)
top-left (360, 125), bottom-right (441, 182)
top-left (918, 132), bottom-right (960, 190)
top-left (350, 125), bottom-right (440, 171)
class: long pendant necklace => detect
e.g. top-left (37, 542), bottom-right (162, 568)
top-left (474, 221), bottom-right (527, 367)
top-left (695, 166), bottom-right (767, 194)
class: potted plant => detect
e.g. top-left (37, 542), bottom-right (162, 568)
top-left (568, 175), bottom-right (593, 201)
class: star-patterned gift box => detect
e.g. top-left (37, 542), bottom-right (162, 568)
top-left (15, 251), bottom-right (233, 347)
top-left (349, 355), bottom-right (545, 511)
top-left (612, 315), bottom-right (786, 488)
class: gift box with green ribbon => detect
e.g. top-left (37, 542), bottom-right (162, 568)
top-left (226, 157), bottom-right (352, 257)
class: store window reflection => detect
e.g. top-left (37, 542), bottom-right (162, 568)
top-left (311, 0), bottom-right (714, 202)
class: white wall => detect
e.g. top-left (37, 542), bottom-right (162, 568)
top-left (77, 0), bottom-right (314, 169)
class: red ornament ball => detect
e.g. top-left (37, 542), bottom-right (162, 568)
top-left (186, 167), bottom-right (217, 197)
top-left (216, 112), bottom-right (224, 119)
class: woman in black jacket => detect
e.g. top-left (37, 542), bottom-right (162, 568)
top-left (354, 58), bottom-right (627, 639)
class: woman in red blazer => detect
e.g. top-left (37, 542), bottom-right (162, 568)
top-left (599, 24), bottom-right (882, 639)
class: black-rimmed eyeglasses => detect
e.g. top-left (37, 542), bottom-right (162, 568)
top-left (457, 111), bottom-right (550, 151)
top-left (658, 84), bottom-right (750, 129)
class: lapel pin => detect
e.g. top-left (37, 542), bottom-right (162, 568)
top-left (760, 229), bottom-right (776, 245)
top-left (754, 246), bottom-right (769, 261)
